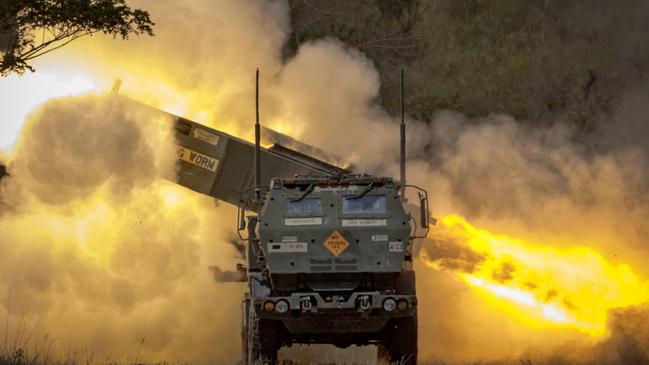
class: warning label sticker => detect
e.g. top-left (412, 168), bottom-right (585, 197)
top-left (192, 128), bottom-right (221, 145)
top-left (371, 234), bottom-right (389, 242)
top-left (177, 146), bottom-right (219, 172)
top-left (389, 241), bottom-right (404, 252)
top-left (342, 219), bottom-right (387, 227)
top-left (268, 242), bottom-right (308, 253)
top-left (323, 230), bottom-right (350, 257)
top-left (285, 217), bottom-right (323, 226)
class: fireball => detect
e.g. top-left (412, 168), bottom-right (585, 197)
top-left (421, 215), bottom-right (649, 336)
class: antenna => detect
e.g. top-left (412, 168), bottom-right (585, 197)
top-left (255, 69), bottom-right (261, 201)
top-left (400, 69), bottom-right (406, 197)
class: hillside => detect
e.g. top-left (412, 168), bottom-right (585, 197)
top-left (287, 0), bottom-right (649, 130)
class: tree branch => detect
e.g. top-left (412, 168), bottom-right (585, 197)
top-left (22, 31), bottom-right (95, 61)
top-left (1, 0), bottom-right (154, 76)
top-left (293, 0), bottom-right (343, 31)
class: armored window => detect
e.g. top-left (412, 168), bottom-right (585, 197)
top-left (342, 195), bottom-right (386, 214)
top-left (287, 198), bottom-right (322, 213)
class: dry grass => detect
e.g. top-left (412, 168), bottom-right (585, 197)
top-left (0, 321), bottom-right (611, 365)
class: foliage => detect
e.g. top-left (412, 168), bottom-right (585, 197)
top-left (0, 0), bottom-right (154, 76)
top-left (287, 0), bottom-right (421, 112)
top-left (288, 0), bottom-right (649, 128)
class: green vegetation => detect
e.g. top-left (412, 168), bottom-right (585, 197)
top-left (288, 0), bottom-right (648, 128)
top-left (0, 0), bottom-right (154, 76)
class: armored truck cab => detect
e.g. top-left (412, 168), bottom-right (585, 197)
top-left (146, 69), bottom-right (428, 364)
top-left (242, 174), bottom-right (421, 364)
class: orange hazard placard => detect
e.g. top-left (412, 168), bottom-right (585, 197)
top-left (324, 230), bottom-right (350, 256)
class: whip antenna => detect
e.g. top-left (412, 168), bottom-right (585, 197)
top-left (255, 69), bottom-right (261, 201)
top-left (400, 69), bottom-right (406, 197)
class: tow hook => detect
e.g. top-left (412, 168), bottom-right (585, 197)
top-left (358, 295), bottom-right (371, 311)
top-left (300, 296), bottom-right (313, 312)
top-left (335, 296), bottom-right (345, 309)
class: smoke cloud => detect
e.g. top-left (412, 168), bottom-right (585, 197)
top-left (1, 94), bottom-right (246, 362)
top-left (2, 0), bottom-right (649, 364)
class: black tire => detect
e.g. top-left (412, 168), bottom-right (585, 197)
top-left (247, 309), bottom-right (280, 364)
top-left (382, 314), bottom-right (418, 364)
top-left (377, 343), bottom-right (391, 363)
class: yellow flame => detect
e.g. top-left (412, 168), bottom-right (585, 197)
top-left (0, 59), bottom-right (251, 153)
top-left (421, 215), bottom-right (649, 336)
top-left (268, 119), bottom-right (302, 137)
top-left (159, 184), bottom-right (184, 208)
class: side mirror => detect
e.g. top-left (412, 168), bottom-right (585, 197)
top-left (419, 192), bottom-right (429, 229)
top-left (238, 207), bottom-right (247, 231)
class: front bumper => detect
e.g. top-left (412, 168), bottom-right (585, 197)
top-left (255, 291), bottom-right (416, 318)
top-left (254, 291), bottom-right (416, 335)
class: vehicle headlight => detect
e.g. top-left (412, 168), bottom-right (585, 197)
top-left (397, 299), bottom-right (409, 311)
top-left (275, 300), bottom-right (289, 314)
top-left (383, 298), bottom-right (397, 312)
top-left (263, 301), bottom-right (275, 312)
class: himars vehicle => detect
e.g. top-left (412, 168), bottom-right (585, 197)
top-left (0, 71), bottom-right (432, 364)
top-left (240, 172), bottom-right (429, 364)
top-left (170, 70), bottom-right (431, 364)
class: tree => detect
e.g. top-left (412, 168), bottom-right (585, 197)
top-left (0, 0), bottom-right (154, 76)
top-left (287, 0), bottom-right (649, 128)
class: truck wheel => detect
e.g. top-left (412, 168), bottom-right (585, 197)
top-left (247, 309), bottom-right (280, 364)
top-left (377, 343), bottom-right (391, 363)
top-left (384, 315), bottom-right (418, 364)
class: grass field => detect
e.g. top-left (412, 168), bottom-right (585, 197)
top-left (0, 346), bottom-right (607, 365)
top-left (0, 317), bottom-right (633, 365)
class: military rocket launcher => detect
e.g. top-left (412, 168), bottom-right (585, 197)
top-left (0, 71), bottom-right (427, 364)
top-left (157, 70), bottom-right (430, 364)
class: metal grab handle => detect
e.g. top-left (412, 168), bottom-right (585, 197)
top-left (405, 184), bottom-right (432, 239)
